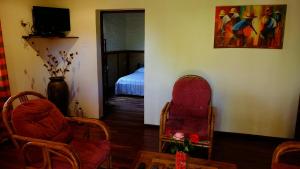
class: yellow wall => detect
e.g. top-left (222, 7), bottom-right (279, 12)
top-left (0, 0), bottom-right (48, 95)
top-left (1, 0), bottom-right (299, 138)
top-left (145, 0), bottom-right (300, 138)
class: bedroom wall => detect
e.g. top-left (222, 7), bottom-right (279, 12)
top-left (129, 52), bottom-right (144, 72)
top-left (106, 52), bottom-right (144, 90)
top-left (103, 13), bottom-right (126, 52)
top-left (106, 52), bottom-right (130, 89)
top-left (125, 13), bottom-right (145, 50)
top-left (0, 0), bottom-right (299, 138)
top-left (103, 12), bottom-right (144, 51)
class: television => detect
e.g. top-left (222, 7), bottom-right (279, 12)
top-left (32, 6), bottom-right (70, 36)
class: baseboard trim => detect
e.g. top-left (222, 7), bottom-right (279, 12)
top-left (144, 125), bottom-right (294, 143)
top-left (214, 131), bottom-right (291, 142)
top-left (144, 124), bottom-right (159, 128)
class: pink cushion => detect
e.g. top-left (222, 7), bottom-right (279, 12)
top-left (170, 76), bottom-right (211, 118)
top-left (12, 99), bottom-right (72, 143)
top-left (272, 163), bottom-right (300, 169)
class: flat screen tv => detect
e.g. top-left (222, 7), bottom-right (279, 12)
top-left (32, 6), bottom-right (70, 36)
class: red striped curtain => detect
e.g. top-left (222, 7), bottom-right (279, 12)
top-left (0, 21), bottom-right (10, 142)
top-left (0, 21), bottom-right (10, 109)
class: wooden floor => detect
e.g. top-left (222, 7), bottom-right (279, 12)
top-left (104, 96), bottom-right (157, 168)
top-left (0, 96), bottom-right (299, 169)
top-left (104, 97), bottom-right (296, 169)
top-left (104, 96), bottom-right (297, 169)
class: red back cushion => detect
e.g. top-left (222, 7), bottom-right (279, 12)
top-left (12, 99), bottom-right (72, 143)
top-left (170, 75), bottom-right (211, 118)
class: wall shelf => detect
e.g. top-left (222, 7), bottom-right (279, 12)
top-left (22, 34), bottom-right (79, 56)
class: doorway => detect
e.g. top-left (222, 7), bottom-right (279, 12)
top-left (99, 10), bottom-right (145, 117)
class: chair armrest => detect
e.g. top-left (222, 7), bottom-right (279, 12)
top-left (13, 135), bottom-right (69, 147)
top-left (66, 117), bottom-right (110, 141)
top-left (161, 102), bottom-right (170, 119)
top-left (272, 141), bottom-right (300, 164)
top-left (13, 135), bottom-right (80, 169)
top-left (160, 102), bottom-right (170, 137)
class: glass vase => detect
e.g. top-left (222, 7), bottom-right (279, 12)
top-left (175, 151), bottom-right (187, 169)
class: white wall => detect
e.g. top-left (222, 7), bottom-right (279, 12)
top-left (1, 0), bottom-right (299, 138)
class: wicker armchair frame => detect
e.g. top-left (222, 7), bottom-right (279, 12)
top-left (272, 141), bottom-right (300, 167)
top-left (159, 75), bottom-right (215, 159)
top-left (2, 91), bottom-right (111, 169)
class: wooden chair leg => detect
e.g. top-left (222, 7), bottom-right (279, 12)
top-left (208, 147), bottom-right (212, 160)
top-left (107, 155), bottom-right (112, 169)
top-left (101, 155), bottom-right (111, 169)
top-left (159, 139), bottom-right (162, 152)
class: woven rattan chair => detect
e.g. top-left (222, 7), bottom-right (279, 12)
top-left (2, 91), bottom-right (111, 169)
top-left (272, 141), bottom-right (300, 169)
top-left (159, 75), bottom-right (214, 159)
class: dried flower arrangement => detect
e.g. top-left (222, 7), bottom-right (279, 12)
top-left (39, 48), bottom-right (78, 77)
top-left (73, 100), bottom-right (84, 117)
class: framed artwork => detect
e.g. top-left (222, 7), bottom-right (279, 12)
top-left (214, 5), bottom-right (287, 49)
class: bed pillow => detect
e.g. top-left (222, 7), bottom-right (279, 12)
top-left (135, 67), bottom-right (144, 73)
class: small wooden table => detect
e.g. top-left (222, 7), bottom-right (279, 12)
top-left (132, 151), bottom-right (237, 169)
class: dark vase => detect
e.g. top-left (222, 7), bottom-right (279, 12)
top-left (47, 76), bottom-right (69, 116)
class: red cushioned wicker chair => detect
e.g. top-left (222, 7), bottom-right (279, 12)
top-left (159, 75), bottom-right (214, 159)
top-left (2, 91), bottom-right (111, 169)
top-left (272, 141), bottom-right (300, 169)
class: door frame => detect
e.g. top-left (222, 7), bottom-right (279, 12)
top-left (99, 9), bottom-right (145, 117)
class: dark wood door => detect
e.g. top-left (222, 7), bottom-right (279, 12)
top-left (102, 39), bottom-right (109, 108)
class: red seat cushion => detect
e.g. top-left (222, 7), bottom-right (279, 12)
top-left (70, 139), bottom-right (110, 169)
top-left (48, 139), bottom-right (110, 169)
top-left (11, 98), bottom-right (110, 168)
top-left (165, 118), bottom-right (208, 140)
top-left (272, 163), bottom-right (300, 169)
top-left (12, 99), bottom-right (72, 143)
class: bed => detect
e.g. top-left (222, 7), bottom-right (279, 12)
top-left (115, 67), bottom-right (144, 96)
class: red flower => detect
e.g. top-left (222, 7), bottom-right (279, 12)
top-left (189, 133), bottom-right (199, 143)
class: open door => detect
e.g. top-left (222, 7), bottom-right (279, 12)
top-left (100, 10), bottom-right (145, 116)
